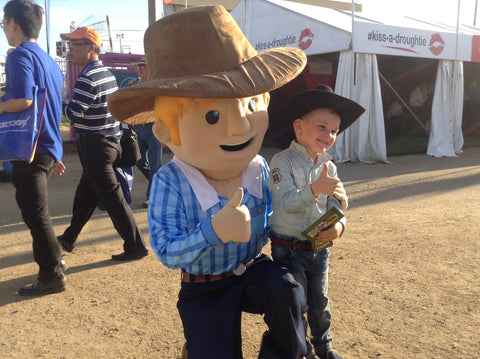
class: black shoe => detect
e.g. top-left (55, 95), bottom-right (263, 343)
top-left (18, 274), bottom-right (67, 296)
top-left (111, 247), bottom-right (149, 261)
top-left (318, 350), bottom-right (343, 359)
top-left (142, 200), bottom-right (149, 208)
top-left (57, 235), bottom-right (75, 253)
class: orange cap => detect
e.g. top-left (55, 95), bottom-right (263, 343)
top-left (60, 26), bottom-right (102, 48)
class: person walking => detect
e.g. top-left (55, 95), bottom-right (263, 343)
top-left (129, 56), bottom-right (163, 208)
top-left (0, 0), bottom-right (66, 295)
top-left (57, 26), bottom-right (148, 261)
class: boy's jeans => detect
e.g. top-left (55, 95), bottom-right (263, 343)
top-left (271, 239), bottom-right (333, 355)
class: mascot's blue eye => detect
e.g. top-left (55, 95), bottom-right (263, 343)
top-left (248, 99), bottom-right (256, 112)
top-left (206, 110), bottom-right (219, 124)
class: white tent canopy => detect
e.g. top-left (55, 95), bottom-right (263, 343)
top-left (232, 0), bottom-right (352, 55)
top-left (231, 0), bottom-right (480, 160)
top-left (331, 51), bottom-right (387, 163)
top-left (427, 60), bottom-right (464, 157)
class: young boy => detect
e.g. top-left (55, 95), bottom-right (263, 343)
top-left (268, 85), bottom-right (365, 359)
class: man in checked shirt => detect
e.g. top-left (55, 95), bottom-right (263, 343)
top-left (108, 6), bottom-right (311, 359)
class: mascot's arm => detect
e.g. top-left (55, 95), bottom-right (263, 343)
top-left (148, 167), bottom-right (223, 269)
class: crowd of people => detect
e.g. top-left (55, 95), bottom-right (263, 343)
top-left (1, 1), bottom-right (368, 359)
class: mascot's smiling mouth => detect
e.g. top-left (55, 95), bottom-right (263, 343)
top-left (220, 139), bottom-right (252, 151)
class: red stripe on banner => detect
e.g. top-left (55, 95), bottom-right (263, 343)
top-left (472, 35), bottom-right (480, 62)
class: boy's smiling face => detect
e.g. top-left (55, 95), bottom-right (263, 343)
top-left (169, 95), bottom-right (269, 179)
top-left (294, 107), bottom-right (340, 160)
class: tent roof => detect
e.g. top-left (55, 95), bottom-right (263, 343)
top-left (231, 0), bottom-right (480, 61)
top-left (231, 0), bottom-right (353, 54)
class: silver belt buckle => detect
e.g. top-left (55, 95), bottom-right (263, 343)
top-left (233, 263), bottom-right (246, 276)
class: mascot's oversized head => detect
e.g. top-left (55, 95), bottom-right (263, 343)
top-left (108, 5), bottom-right (306, 178)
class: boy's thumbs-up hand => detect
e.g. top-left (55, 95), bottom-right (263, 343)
top-left (333, 182), bottom-right (349, 210)
top-left (311, 164), bottom-right (340, 197)
top-left (211, 188), bottom-right (251, 244)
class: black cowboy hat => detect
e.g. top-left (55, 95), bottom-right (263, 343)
top-left (269, 85), bottom-right (365, 150)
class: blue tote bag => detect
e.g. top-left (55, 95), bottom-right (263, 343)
top-left (0, 86), bottom-right (47, 163)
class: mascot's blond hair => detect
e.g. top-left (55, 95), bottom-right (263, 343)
top-left (154, 94), bottom-right (269, 146)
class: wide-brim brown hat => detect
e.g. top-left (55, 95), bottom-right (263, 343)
top-left (269, 85), bottom-right (366, 150)
top-left (108, 5), bottom-right (307, 124)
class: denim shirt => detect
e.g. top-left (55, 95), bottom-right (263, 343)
top-left (268, 140), bottom-right (345, 239)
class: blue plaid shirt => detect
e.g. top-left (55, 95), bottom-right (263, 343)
top-left (148, 155), bottom-right (272, 275)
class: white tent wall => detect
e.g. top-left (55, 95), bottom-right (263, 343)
top-left (427, 60), bottom-right (465, 157)
top-left (231, 0), bottom-right (479, 162)
top-left (329, 50), bottom-right (387, 163)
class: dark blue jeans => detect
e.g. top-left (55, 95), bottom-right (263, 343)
top-left (178, 256), bottom-right (307, 359)
top-left (11, 153), bottom-right (63, 281)
top-left (61, 133), bottom-right (146, 253)
top-left (133, 123), bottom-right (162, 198)
top-left (271, 241), bottom-right (333, 355)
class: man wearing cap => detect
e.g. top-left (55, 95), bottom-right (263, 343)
top-left (57, 26), bottom-right (148, 261)
top-left (109, 5), bottom-right (309, 358)
top-left (1, 0), bottom-right (66, 296)
top-left (129, 55), bottom-right (163, 208)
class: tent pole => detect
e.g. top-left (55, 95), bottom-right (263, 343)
top-left (379, 71), bottom-right (427, 132)
top-left (475, 0), bottom-right (478, 26)
top-left (455, 0), bottom-right (460, 62)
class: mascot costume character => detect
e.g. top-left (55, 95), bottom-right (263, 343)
top-left (109, 5), bottom-right (308, 359)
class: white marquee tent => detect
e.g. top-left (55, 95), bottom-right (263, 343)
top-left (231, 0), bottom-right (479, 161)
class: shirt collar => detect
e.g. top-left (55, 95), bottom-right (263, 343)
top-left (173, 156), bottom-right (263, 212)
top-left (289, 140), bottom-right (333, 165)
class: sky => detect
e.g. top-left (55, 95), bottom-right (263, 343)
top-left (0, 0), bottom-right (478, 61)
top-left (0, 0), bottom-right (161, 59)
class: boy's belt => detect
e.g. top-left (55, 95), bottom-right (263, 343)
top-left (270, 234), bottom-right (313, 251)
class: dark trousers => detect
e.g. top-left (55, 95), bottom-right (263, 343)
top-left (178, 257), bottom-right (307, 359)
top-left (62, 133), bottom-right (145, 253)
top-left (11, 153), bottom-right (63, 281)
top-left (133, 123), bottom-right (163, 198)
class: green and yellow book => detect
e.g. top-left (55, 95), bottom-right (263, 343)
top-left (301, 207), bottom-right (344, 253)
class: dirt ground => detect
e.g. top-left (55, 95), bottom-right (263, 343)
top-left (0, 137), bottom-right (479, 359)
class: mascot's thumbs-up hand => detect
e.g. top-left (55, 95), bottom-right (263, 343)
top-left (211, 188), bottom-right (251, 244)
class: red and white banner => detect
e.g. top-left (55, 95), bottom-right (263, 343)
top-left (354, 22), bottom-right (472, 61)
top-left (471, 35), bottom-right (480, 62)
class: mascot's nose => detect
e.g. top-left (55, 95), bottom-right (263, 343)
top-left (226, 101), bottom-right (250, 136)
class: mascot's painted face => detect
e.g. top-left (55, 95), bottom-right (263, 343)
top-left (170, 94), bottom-right (269, 177)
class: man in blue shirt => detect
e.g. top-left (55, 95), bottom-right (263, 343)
top-left (109, 6), bottom-right (310, 358)
top-left (0, 0), bottom-right (66, 296)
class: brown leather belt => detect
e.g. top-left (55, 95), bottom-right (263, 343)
top-left (270, 234), bottom-right (313, 251)
top-left (181, 258), bottom-right (256, 283)
top-left (181, 271), bottom-right (235, 283)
